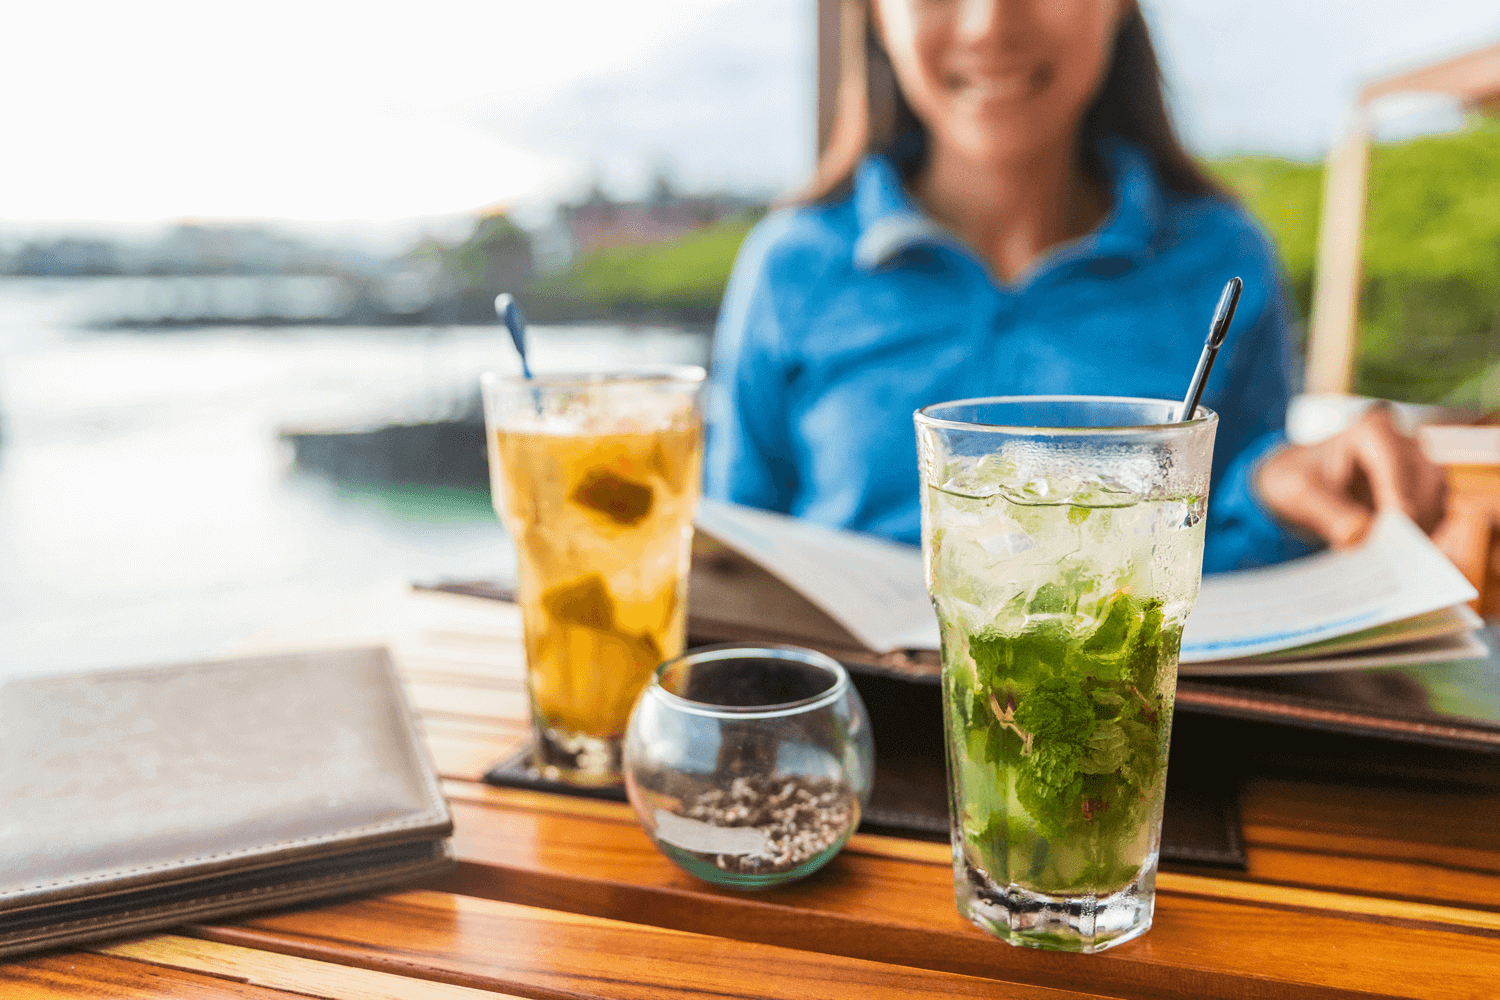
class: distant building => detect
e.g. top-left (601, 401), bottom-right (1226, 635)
top-left (0, 224), bottom-right (365, 279)
top-left (557, 174), bottom-right (762, 261)
top-left (140, 225), bottom-right (328, 276)
top-left (9, 239), bottom-right (121, 276)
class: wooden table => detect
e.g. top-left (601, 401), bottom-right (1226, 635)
top-left (4, 586), bottom-right (1499, 999)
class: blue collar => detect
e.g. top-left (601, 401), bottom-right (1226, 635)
top-left (851, 137), bottom-right (1165, 276)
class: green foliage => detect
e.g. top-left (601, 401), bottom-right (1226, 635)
top-left (444, 214), bottom-right (534, 290)
top-left (1209, 154), bottom-right (1323, 316)
top-left (532, 213), bottom-right (760, 310)
top-left (1211, 115), bottom-right (1500, 406)
top-left (1363, 117), bottom-right (1500, 283)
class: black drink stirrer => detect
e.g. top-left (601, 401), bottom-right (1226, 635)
top-left (1180, 276), bottom-right (1243, 420)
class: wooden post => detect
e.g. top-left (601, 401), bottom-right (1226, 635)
top-left (1303, 40), bottom-right (1500, 396)
top-left (1305, 115), bottom-right (1371, 394)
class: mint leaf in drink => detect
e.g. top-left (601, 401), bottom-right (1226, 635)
top-left (968, 631), bottom-right (1009, 690)
top-left (1082, 591), bottom-right (1136, 657)
top-left (969, 618), bottom-right (1074, 690)
top-left (1088, 688), bottom-right (1125, 714)
top-left (1007, 618), bottom-right (1074, 686)
top-left (1013, 678), bottom-right (1095, 749)
top-left (1012, 678), bottom-right (1096, 820)
top-left (968, 812), bottom-right (1008, 860)
top-left (1125, 599), bottom-right (1166, 692)
top-left (1078, 721), bottom-right (1130, 774)
top-left (951, 588), bottom-right (1185, 894)
top-left (1117, 716), bottom-right (1163, 789)
top-left (1016, 766), bottom-right (1084, 842)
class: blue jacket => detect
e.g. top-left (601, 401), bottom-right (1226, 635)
top-left (705, 140), bottom-right (1309, 573)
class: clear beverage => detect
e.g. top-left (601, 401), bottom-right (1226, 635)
top-left (484, 369), bottom-right (704, 786)
top-left (915, 396), bottom-right (1216, 953)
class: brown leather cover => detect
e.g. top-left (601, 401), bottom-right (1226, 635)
top-left (0, 647), bottom-right (453, 959)
top-left (1176, 656), bottom-right (1500, 753)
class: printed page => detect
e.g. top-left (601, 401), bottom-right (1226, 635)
top-left (688, 534), bottom-right (870, 651)
top-left (1180, 631), bottom-right (1489, 677)
top-left (1180, 512), bottom-right (1478, 663)
top-left (693, 500), bottom-right (939, 653)
top-left (1245, 604), bottom-right (1483, 662)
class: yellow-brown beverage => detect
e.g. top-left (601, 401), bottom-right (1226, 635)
top-left (483, 370), bottom-right (704, 785)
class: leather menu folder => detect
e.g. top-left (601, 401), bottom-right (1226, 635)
top-left (0, 647), bottom-right (453, 959)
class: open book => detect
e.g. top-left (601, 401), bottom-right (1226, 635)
top-left (689, 500), bottom-right (1483, 677)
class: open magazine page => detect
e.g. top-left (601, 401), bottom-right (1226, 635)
top-left (693, 500), bottom-right (938, 653)
top-left (693, 502), bottom-right (1480, 672)
top-left (1180, 512), bottom-right (1477, 663)
top-left (1238, 604), bottom-right (1483, 662)
top-left (1180, 632), bottom-right (1490, 677)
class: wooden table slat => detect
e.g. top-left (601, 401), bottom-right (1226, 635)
top-left (98, 935), bottom-right (517, 1000)
top-left (1240, 844), bottom-right (1500, 912)
top-left (1244, 822), bottom-right (1500, 875)
top-left (195, 891), bottom-right (1112, 1000)
top-left (440, 777), bottom-right (1500, 923)
top-left (0, 951), bottom-right (304, 998)
top-left (431, 786), bottom-right (1500, 1000)
top-left (1240, 778), bottom-right (1500, 853)
top-left (407, 682), bottom-right (527, 723)
top-left (426, 734), bottom-right (526, 783)
top-left (401, 666), bottom-right (524, 691)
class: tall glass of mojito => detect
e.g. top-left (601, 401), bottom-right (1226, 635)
top-left (483, 367), bottom-right (705, 786)
top-left (914, 396), bottom-right (1216, 953)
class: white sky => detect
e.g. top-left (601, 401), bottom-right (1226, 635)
top-left (1, 0), bottom-right (1497, 225)
top-left (0, 0), bottom-right (760, 223)
top-left (1148, 0), bottom-right (1500, 155)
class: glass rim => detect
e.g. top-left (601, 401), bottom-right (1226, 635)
top-left (913, 394), bottom-right (1217, 435)
top-left (481, 364), bottom-right (706, 390)
top-left (645, 644), bottom-right (851, 720)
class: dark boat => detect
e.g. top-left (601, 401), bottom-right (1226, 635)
top-left (280, 394), bottom-right (489, 489)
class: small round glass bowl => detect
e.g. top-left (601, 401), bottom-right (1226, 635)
top-left (623, 644), bottom-right (875, 889)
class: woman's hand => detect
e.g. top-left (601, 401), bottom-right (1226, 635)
top-left (1255, 406), bottom-right (1448, 547)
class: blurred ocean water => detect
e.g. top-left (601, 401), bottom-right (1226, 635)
top-left (0, 278), bottom-right (709, 677)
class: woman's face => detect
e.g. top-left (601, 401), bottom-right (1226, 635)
top-left (873, 0), bottom-right (1127, 168)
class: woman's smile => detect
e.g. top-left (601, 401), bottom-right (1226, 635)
top-left (876, 0), bottom-right (1124, 168)
top-left (943, 63), bottom-right (1056, 104)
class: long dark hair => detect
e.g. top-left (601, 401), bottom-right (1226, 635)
top-left (806, 0), bottom-right (1223, 203)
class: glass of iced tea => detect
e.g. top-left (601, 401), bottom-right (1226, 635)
top-left (481, 367), bottom-right (706, 786)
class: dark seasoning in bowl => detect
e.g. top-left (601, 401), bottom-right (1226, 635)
top-left (674, 773), bottom-right (857, 875)
top-left (635, 654), bottom-right (862, 877)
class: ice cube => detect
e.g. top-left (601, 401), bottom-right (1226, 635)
top-left (976, 523), bottom-right (1036, 558)
top-left (935, 594), bottom-right (1005, 634)
top-left (571, 469), bottom-right (654, 525)
top-left (542, 574), bottom-right (616, 629)
top-left (938, 475), bottom-right (1001, 501)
